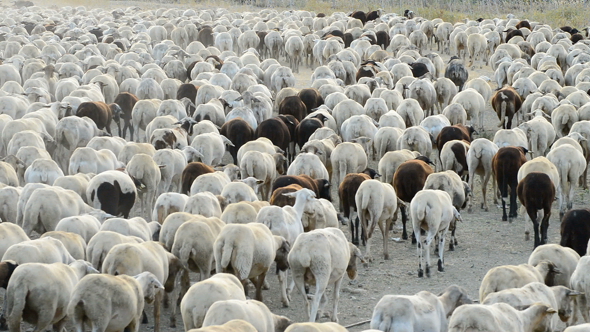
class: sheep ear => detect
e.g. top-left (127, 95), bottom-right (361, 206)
top-left (282, 192), bottom-right (297, 197)
top-left (220, 135), bottom-right (234, 147)
top-left (255, 179), bottom-right (264, 184)
top-left (567, 290), bottom-right (582, 297)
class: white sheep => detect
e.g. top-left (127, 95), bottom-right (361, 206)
top-left (214, 223), bottom-right (289, 302)
top-left (451, 88), bottom-right (485, 131)
top-left (185, 192), bottom-right (222, 217)
top-left (466, 138), bottom-right (499, 212)
top-left (53, 173), bottom-right (94, 204)
top-left (203, 299), bottom-right (291, 332)
top-left (370, 285), bottom-right (473, 331)
top-left (374, 127), bottom-right (404, 160)
top-left (171, 216), bottom-right (224, 281)
top-left (5, 260), bottom-right (98, 332)
top-left (289, 227), bottom-right (363, 323)
top-left (355, 179), bottom-right (398, 262)
top-left (440, 139), bottom-right (470, 175)
top-left (24, 158), bottom-right (64, 185)
top-left (493, 127), bottom-right (529, 149)
top-left (180, 273), bottom-right (247, 330)
top-left (378, 149), bottom-right (421, 185)
top-left (398, 126), bottom-right (433, 158)
top-left (40, 231), bottom-right (87, 260)
top-left (240, 151), bottom-right (284, 201)
top-left (68, 272), bottom-right (164, 332)
top-left (330, 142), bottom-right (368, 187)
top-left (287, 153), bottom-right (329, 181)
top-left (518, 111), bottom-right (556, 158)
top-left (100, 217), bottom-right (156, 242)
top-left (448, 302), bottom-right (556, 332)
top-left (68, 147), bottom-right (123, 175)
top-left (191, 132), bottom-right (233, 166)
top-left (551, 104), bottom-right (579, 138)
top-left (22, 186), bottom-right (100, 236)
top-left (126, 153), bottom-right (161, 220)
top-left (101, 240), bottom-right (180, 332)
top-left (152, 193), bottom-right (189, 224)
top-left (547, 145), bottom-right (586, 217)
top-left (0, 222), bottom-right (29, 260)
top-left (482, 281), bottom-right (578, 331)
top-left (529, 244), bottom-right (580, 288)
top-left (2, 237), bottom-right (75, 265)
top-left (411, 189), bottom-right (461, 277)
top-left (479, 261), bottom-right (560, 302)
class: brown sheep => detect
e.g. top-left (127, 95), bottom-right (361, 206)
top-left (113, 92), bottom-right (138, 140)
top-left (436, 124), bottom-right (476, 155)
top-left (76, 101), bottom-right (122, 135)
top-left (279, 96), bottom-right (307, 122)
top-left (197, 26), bottom-right (214, 47)
top-left (338, 169), bottom-right (380, 245)
top-left (515, 20), bottom-right (532, 30)
top-left (181, 162), bottom-right (215, 194)
top-left (272, 174), bottom-right (331, 202)
top-left (177, 84), bottom-right (198, 116)
top-left (349, 10), bottom-right (367, 24)
top-left (517, 172), bottom-right (556, 248)
top-left (269, 183), bottom-right (304, 207)
top-left (220, 118), bottom-right (255, 165)
top-left (255, 118), bottom-right (291, 162)
top-left (492, 86), bottom-right (523, 129)
top-left (560, 208), bottom-right (590, 256)
top-left (492, 146), bottom-right (528, 221)
top-left (393, 157), bottom-right (434, 242)
top-left (298, 88), bottom-right (324, 114)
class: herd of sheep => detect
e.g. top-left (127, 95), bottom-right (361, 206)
top-left (1, 1), bottom-right (590, 332)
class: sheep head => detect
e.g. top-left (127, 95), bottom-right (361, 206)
top-left (273, 236), bottom-right (290, 272)
top-left (134, 271), bottom-right (165, 304)
top-left (347, 243), bottom-right (365, 279)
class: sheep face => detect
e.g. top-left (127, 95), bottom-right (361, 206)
top-left (275, 239), bottom-right (290, 272)
top-left (317, 179), bottom-right (332, 202)
top-left (346, 243), bottom-right (365, 280)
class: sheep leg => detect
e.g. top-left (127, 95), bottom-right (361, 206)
top-left (32, 306), bottom-right (56, 332)
top-left (153, 289), bottom-right (163, 332)
top-left (438, 228), bottom-right (448, 272)
top-left (415, 228), bottom-right (424, 277)
top-left (541, 207), bottom-right (550, 245)
top-left (482, 171), bottom-right (491, 212)
top-left (400, 205), bottom-right (409, 241)
top-left (509, 183), bottom-right (518, 220)
top-left (330, 277), bottom-right (344, 323)
top-left (253, 272), bottom-right (267, 302)
top-left (52, 317), bottom-right (67, 332)
top-left (309, 280), bottom-right (328, 322)
top-left (529, 207), bottom-right (541, 248)
top-left (379, 219), bottom-right (390, 260)
top-left (278, 269), bottom-right (289, 307)
top-left (126, 317), bottom-right (140, 332)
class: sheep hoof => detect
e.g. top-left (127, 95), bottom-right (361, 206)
top-left (0, 317), bottom-right (6, 331)
top-left (467, 207), bottom-right (473, 213)
top-left (384, 253), bottom-right (389, 260)
top-left (438, 259), bottom-right (444, 272)
top-left (502, 216), bottom-right (508, 222)
top-left (425, 266), bottom-right (431, 278)
top-left (449, 244), bottom-right (454, 251)
top-left (282, 300), bottom-right (290, 308)
top-left (169, 318), bottom-right (176, 328)
top-left (418, 268), bottom-right (424, 278)
top-left (525, 232), bottom-right (530, 241)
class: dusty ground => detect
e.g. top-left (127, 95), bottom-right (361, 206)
top-left (0, 39), bottom-right (582, 332)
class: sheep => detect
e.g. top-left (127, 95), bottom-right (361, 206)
top-left (355, 179), bottom-right (398, 262)
top-left (272, 174), bottom-right (331, 202)
top-left (153, 148), bottom-right (190, 196)
top-left (529, 244), bottom-right (581, 288)
top-left (22, 186), bottom-right (101, 236)
top-left (450, 88), bottom-right (486, 132)
top-left (181, 162), bottom-right (215, 195)
top-left (221, 118), bottom-right (255, 166)
top-left (100, 217), bottom-right (156, 242)
top-left (54, 116), bottom-right (102, 172)
top-left (171, 215), bottom-right (224, 281)
top-left (219, 180), bottom-right (259, 206)
top-left (492, 86), bottom-right (523, 129)
top-left (565, 324), bottom-right (590, 332)
top-left (285, 322), bottom-right (347, 332)
top-left (76, 101), bottom-right (122, 135)
top-left (493, 146), bottom-right (528, 221)
top-left (24, 158), bottom-right (64, 185)
top-left (440, 139), bottom-right (470, 177)
top-left (482, 281), bottom-right (579, 330)
top-left (568, 256), bottom-right (590, 323)
top-left (190, 132), bottom-right (234, 166)
top-left (551, 104), bottom-right (579, 138)
top-left (411, 189), bottom-right (461, 277)
top-left (547, 145), bottom-right (586, 218)
top-left (0, 222), bottom-right (29, 260)
top-left (68, 147), bottom-right (123, 175)
top-left (0, 186), bottom-right (21, 224)
top-left (5, 260), bottom-right (98, 332)
top-left (68, 272), bottom-right (164, 332)
top-left (370, 285), bottom-right (473, 331)
top-left (479, 261), bottom-right (561, 302)
top-left (399, 126), bottom-right (433, 159)
top-left (40, 231), bottom-right (87, 260)
top-left (86, 170), bottom-right (138, 218)
top-left (466, 138), bottom-right (499, 212)
top-left (126, 153), bottom-right (161, 220)
top-left (287, 153), bottom-right (329, 181)
top-left (448, 302), bottom-right (556, 332)
top-left (214, 223), bottom-right (289, 302)
top-left (330, 142), bottom-right (368, 187)
top-left (241, 150), bottom-right (286, 201)
top-left (55, 215), bottom-right (102, 244)
top-left (2, 237), bottom-right (75, 265)
top-left (289, 227), bottom-right (363, 323)
top-left (202, 299), bottom-right (291, 332)
top-left (101, 240), bottom-right (181, 332)
top-left (180, 273), bottom-right (247, 331)
top-left (517, 172), bottom-right (556, 248)
top-left (190, 171), bottom-right (232, 196)
top-left (518, 111), bottom-right (556, 158)
top-left (445, 57), bottom-right (468, 90)
top-left (467, 33), bottom-right (488, 69)
top-left (152, 193), bottom-right (189, 225)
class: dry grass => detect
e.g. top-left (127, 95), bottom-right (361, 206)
top-left (43, 0), bottom-right (588, 29)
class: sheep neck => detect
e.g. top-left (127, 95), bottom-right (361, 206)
top-left (291, 195), bottom-right (307, 222)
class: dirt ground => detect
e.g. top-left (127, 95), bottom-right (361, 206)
top-left (0, 35), bottom-right (582, 332)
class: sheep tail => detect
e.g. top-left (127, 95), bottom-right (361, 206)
top-left (246, 159), bottom-right (255, 178)
top-left (71, 299), bottom-right (85, 323)
top-left (561, 114), bottom-right (569, 125)
top-left (219, 239), bottom-right (233, 271)
top-left (474, 145), bottom-right (483, 159)
top-left (416, 202), bottom-right (428, 223)
top-left (5, 282), bottom-right (26, 320)
top-left (339, 160), bottom-right (347, 185)
top-left (370, 312), bottom-right (391, 332)
top-left (41, 171), bottom-right (48, 183)
top-left (157, 204), bottom-right (166, 225)
top-left (499, 99), bottom-right (507, 128)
